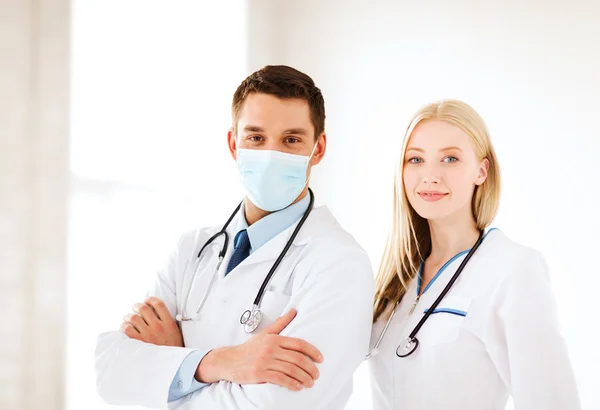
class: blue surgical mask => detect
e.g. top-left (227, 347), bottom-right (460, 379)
top-left (236, 144), bottom-right (317, 212)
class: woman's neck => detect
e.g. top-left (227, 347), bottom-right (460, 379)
top-left (427, 214), bottom-right (480, 265)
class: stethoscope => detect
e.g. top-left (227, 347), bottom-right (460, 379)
top-left (366, 230), bottom-right (485, 359)
top-left (176, 188), bottom-right (315, 334)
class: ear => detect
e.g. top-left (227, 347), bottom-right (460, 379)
top-left (475, 158), bottom-right (489, 186)
top-left (310, 133), bottom-right (327, 166)
top-left (227, 128), bottom-right (237, 160)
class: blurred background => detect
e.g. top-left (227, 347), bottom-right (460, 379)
top-left (1, 0), bottom-right (599, 409)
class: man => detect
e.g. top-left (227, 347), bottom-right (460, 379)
top-left (95, 65), bottom-right (374, 409)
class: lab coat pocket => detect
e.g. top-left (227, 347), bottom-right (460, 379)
top-left (419, 296), bottom-right (471, 346)
top-left (256, 288), bottom-right (292, 332)
top-left (181, 319), bottom-right (208, 349)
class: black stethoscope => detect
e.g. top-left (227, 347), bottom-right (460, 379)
top-left (176, 188), bottom-right (315, 334)
top-left (366, 230), bottom-right (484, 359)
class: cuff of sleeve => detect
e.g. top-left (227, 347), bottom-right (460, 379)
top-left (168, 349), bottom-right (210, 402)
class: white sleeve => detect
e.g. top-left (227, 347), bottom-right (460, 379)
top-left (484, 250), bottom-right (580, 410)
top-left (171, 248), bottom-right (375, 410)
top-left (95, 231), bottom-right (198, 409)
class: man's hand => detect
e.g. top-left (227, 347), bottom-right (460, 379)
top-left (195, 309), bottom-right (323, 391)
top-left (120, 296), bottom-right (184, 347)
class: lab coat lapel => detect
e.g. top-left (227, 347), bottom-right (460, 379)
top-left (234, 206), bottom-right (336, 269)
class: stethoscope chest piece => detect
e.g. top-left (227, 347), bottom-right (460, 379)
top-left (240, 307), bottom-right (263, 334)
top-left (396, 337), bottom-right (419, 358)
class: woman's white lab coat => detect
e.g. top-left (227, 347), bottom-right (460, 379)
top-left (368, 229), bottom-right (580, 410)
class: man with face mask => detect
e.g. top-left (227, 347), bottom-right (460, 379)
top-left (95, 65), bottom-right (374, 410)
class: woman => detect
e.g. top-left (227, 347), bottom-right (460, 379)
top-left (368, 100), bottom-right (579, 409)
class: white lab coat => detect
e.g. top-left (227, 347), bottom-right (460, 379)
top-left (95, 205), bottom-right (375, 410)
top-left (368, 229), bottom-right (580, 410)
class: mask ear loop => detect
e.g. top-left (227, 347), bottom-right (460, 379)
top-left (308, 136), bottom-right (320, 160)
top-left (303, 137), bottom-right (320, 189)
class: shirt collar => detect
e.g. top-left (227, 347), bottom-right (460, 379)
top-left (234, 194), bottom-right (311, 253)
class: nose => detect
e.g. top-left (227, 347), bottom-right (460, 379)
top-left (421, 174), bottom-right (441, 186)
top-left (264, 140), bottom-right (281, 151)
top-left (417, 160), bottom-right (443, 185)
top-left (263, 140), bottom-right (293, 154)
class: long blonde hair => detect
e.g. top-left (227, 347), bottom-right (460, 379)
top-left (373, 99), bottom-right (501, 322)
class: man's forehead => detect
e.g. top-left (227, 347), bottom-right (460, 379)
top-left (239, 93), bottom-right (309, 114)
top-left (237, 105), bottom-right (313, 133)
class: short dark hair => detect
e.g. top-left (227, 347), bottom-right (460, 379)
top-left (231, 65), bottom-right (325, 139)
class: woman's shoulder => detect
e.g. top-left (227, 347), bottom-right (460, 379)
top-left (469, 229), bottom-right (552, 311)
top-left (482, 228), bottom-right (544, 260)
top-left (477, 228), bottom-right (548, 282)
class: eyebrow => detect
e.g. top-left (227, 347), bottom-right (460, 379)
top-left (283, 128), bottom-right (309, 136)
top-left (242, 125), bottom-right (309, 135)
top-left (243, 125), bottom-right (264, 133)
top-left (406, 146), bottom-right (464, 153)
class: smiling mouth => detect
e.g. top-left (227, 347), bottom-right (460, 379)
top-left (418, 192), bottom-right (449, 202)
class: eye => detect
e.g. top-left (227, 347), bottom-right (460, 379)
top-left (407, 157), bottom-right (423, 164)
top-left (284, 137), bottom-right (300, 144)
top-left (248, 135), bottom-right (263, 142)
top-left (443, 156), bottom-right (458, 163)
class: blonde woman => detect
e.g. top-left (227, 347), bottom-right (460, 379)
top-left (368, 100), bottom-right (579, 409)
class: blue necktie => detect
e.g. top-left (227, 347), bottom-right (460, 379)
top-left (226, 230), bottom-right (251, 275)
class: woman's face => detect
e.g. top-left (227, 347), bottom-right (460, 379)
top-left (402, 120), bottom-right (489, 223)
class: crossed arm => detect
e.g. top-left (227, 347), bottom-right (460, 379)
top-left (122, 297), bottom-right (323, 392)
top-left (96, 248), bottom-right (374, 409)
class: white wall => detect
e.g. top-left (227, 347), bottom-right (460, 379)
top-left (0, 1), bottom-right (69, 409)
top-left (248, 1), bottom-right (600, 409)
top-left (67, 2), bottom-right (247, 409)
